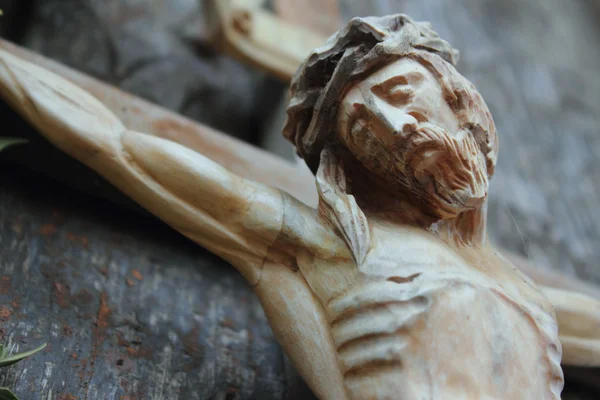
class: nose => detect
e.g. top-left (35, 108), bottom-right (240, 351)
top-left (392, 113), bottom-right (418, 136)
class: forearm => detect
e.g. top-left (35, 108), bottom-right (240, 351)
top-left (0, 48), bottom-right (123, 161)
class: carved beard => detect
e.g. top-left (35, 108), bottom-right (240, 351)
top-left (345, 120), bottom-right (489, 219)
top-left (401, 123), bottom-right (489, 217)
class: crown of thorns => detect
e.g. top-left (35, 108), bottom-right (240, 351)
top-left (283, 14), bottom-right (497, 175)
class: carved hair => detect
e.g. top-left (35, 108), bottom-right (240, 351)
top-left (283, 14), bottom-right (498, 177)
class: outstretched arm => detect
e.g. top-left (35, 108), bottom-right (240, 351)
top-left (0, 49), bottom-right (353, 397)
top-left (0, 49), bottom-right (283, 284)
top-left (541, 286), bottom-right (600, 366)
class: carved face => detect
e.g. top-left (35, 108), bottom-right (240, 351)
top-left (338, 57), bottom-right (489, 218)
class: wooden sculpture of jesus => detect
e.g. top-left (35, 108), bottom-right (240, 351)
top-left (0, 15), bottom-right (564, 400)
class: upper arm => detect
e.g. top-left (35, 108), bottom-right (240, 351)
top-left (85, 130), bottom-right (285, 283)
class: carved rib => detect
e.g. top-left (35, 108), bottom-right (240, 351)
top-left (331, 296), bottom-right (429, 350)
top-left (344, 359), bottom-right (404, 379)
top-left (328, 279), bottom-right (432, 320)
top-left (337, 328), bottom-right (409, 355)
top-left (331, 296), bottom-right (428, 329)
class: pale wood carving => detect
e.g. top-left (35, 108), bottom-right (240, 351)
top-left (206, 0), bottom-right (325, 81)
top-left (274, 0), bottom-right (341, 36)
top-left (2, 37), bottom-right (600, 306)
top-left (2, 14), bottom-right (600, 399)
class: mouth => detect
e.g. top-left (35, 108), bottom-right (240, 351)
top-left (409, 171), bottom-right (485, 218)
top-left (406, 111), bottom-right (428, 123)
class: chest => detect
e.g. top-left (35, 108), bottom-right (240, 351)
top-left (296, 225), bottom-right (476, 312)
top-left (297, 223), bottom-right (551, 321)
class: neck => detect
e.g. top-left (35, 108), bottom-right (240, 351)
top-left (360, 203), bottom-right (488, 248)
top-left (434, 202), bottom-right (488, 247)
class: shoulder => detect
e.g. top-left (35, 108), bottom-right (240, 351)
top-left (277, 191), bottom-right (351, 261)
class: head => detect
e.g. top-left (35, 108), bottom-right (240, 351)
top-left (283, 15), bottom-right (498, 220)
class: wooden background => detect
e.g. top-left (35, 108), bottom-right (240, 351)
top-left (1, 0), bottom-right (599, 398)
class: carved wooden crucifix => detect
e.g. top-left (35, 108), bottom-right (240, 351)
top-left (1, 13), bottom-right (599, 400)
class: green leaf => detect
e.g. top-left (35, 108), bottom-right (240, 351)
top-left (0, 345), bottom-right (7, 360)
top-left (0, 343), bottom-right (46, 367)
top-left (0, 138), bottom-right (28, 153)
top-left (0, 387), bottom-right (18, 400)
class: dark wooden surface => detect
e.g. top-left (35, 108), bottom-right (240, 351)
top-left (0, 163), bottom-right (312, 400)
top-left (1, 0), bottom-right (600, 399)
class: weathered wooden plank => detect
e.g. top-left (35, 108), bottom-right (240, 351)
top-left (0, 164), bottom-right (313, 399)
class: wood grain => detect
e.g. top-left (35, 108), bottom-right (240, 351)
top-left (0, 164), bottom-right (312, 400)
top-left (1, 0), bottom-right (600, 398)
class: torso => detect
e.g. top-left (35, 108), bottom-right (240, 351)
top-left (296, 220), bottom-right (564, 400)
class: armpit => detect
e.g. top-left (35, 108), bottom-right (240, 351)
top-left (277, 191), bottom-right (350, 261)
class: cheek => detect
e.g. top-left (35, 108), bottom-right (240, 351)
top-left (413, 91), bottom-right (460, 134)
top-left (439, 106), bottom-right (460, 134)
top-left (337, 98), bottom-right (361, 140)
top-left (345, 120), bottom-right (403, 177)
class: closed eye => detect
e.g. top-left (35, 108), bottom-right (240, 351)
top-left (371, 73), bottom-right (423, 107)
top-left (372, 82), bottom-right (413, 107)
